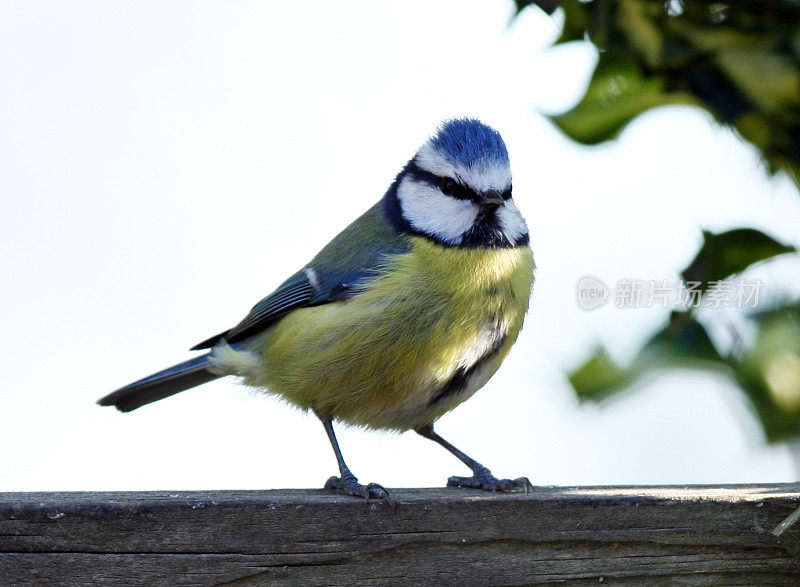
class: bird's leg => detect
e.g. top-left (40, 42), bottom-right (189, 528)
top-left (318, 415), bottom-right (396, 509)
top-left (416, 424), bottom-right (532, 493)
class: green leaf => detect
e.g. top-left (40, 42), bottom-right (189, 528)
top-left (734, 307), bottom-right (800, 442)
top-left (680, 228), bottom-right (796, 293)
top-left (616, 0), bottom-right (664, 69)
top-left (556, 0), bottom-right (591, 45)
top-left (638, 311), bottom-right (726, 365)
top-left (570, 302), bottom-right (800, 444)
top-left (549, 52), bottom-right (697, 144)
top-left (716, 48), bottom-right (800, 115)
top-left (569, 345), bottom-right (634, 400)
top-left (569, 312), bottom-right (727, 401)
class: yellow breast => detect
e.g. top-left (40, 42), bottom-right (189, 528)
top-left (251, 238), bottom-right (535, 431)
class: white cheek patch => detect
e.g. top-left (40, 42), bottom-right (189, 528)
top-left (415, 144), bottom-right (511, 194)
top-left (397, 177), bottom-right (477, 245)
top-left (496, 198), bottom-right (528, 244)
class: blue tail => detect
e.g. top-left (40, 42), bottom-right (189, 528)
top-left (98, 353), bottom-right (221, 412)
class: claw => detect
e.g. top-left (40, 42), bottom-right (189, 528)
top-left (447, 467), bottom-right (533, 493)
top-left (324, 474), bottom-right (397, 512)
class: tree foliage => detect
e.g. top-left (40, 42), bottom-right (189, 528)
top-left (518, 0), bottom-right (800, 185)
top-left (570, 229), bottom-right (798, 441)
top-left (516, 0), bottom-right (800, 443)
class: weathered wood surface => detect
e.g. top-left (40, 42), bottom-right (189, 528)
top-left (2, 485), bottom-right (800, 585)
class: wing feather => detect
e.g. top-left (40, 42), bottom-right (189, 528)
top-left (190, 201), bottom-right (409, 351)
top-left (190, 277), bottom-right (314, 350)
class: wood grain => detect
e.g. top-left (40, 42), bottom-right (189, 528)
top-left (2, 485), bottom-right (800, 585)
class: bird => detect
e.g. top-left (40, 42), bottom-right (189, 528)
top-left (98, 118), bottom-right (535, 507)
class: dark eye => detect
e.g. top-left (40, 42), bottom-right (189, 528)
top-left (502, 185), bottom-right (512, 200)
top-left (440, 177), bottom-right (456, 195)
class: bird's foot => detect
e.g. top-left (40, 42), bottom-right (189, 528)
top-left (447, 465), bottom-right (532, 493)
top-left (325, 472), bottom-right (397, 511)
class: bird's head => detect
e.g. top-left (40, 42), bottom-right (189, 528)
top-left (384, 118), bottom-right (528, 248)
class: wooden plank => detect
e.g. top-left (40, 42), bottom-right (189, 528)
top-left (2, 485), bottom-right (800, 585)
top-left (774, 504), bottom-right (800, 558)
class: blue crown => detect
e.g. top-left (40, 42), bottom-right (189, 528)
top-left (428, 119), bottom-right (509, 168)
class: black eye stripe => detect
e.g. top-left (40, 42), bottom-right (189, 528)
top-left (406, 161), bottom-right (478, 201)
top-left (406, 161), bottom-right (444, 187)
top-left (445, 179), bottom-right (474, 200)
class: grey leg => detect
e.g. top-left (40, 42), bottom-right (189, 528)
top-left (417, 424), bottom-right (532, 492)
top-left (319, 415), bottom-right (396, 509)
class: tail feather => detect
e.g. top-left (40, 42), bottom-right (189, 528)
top-left (98, 354), bottom-right (221, 412)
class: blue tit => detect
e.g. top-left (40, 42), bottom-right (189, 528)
top-left (99, 118), bottom-right (535, 506)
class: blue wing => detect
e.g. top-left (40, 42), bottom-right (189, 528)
top-left (191, 201), bottom-right (409, 350)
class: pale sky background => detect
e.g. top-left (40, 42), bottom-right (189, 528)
top-left (2, 1), bottom-right (800, 492)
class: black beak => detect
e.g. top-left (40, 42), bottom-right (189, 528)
top-left (478, 189), bottom-right (505, 211)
